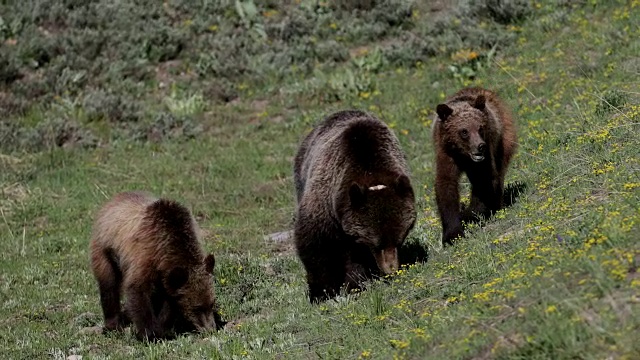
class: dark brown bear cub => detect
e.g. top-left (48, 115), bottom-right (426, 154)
top-left (294, 110), bottom-right (416, 303)
top-left (432, 87), bottom-right (517, 245)
top-left (90, 191), bottom-right (224, 341)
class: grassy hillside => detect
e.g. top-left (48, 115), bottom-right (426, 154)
top-left (1, 0), bottom-right (639, 359)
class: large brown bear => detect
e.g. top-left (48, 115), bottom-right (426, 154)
top-left (294, 110), bottom-right (417, 303)
top-left (432, 87), bottom-right (517, 245)
top-left (90, 191), bottom-right (224, 341)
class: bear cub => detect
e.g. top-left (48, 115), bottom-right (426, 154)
top-left (90, 191), bottom-right (224, 341)
top-left (294, 110), bottom-right (416, 303)
top-left (432, 87), bottom-right (517, 245)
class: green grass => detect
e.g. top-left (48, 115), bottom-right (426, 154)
top-left (1, 0), bottom-right (639, 359)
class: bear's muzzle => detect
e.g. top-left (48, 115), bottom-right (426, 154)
top-left (373, 247), bottom-right (399, 275)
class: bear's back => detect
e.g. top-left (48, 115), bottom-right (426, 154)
top-left (92, 191), bottom-right (156, 253)
top-left (295, 111), bottom-right (406, 205)
top-left (92, 191), bottom-right (201, 271)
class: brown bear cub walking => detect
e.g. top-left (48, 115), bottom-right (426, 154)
top-left (432, 87), bottom-right (517, 245)
top-left (294, 110), bottom-right (417, 303)
top-left (90, 191), bottom-right (224, 341)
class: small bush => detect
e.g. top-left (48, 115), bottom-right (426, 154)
top-left (82, 90), bottom-right (140, 123)
top-left (0, 92), bottom-right (29, 115)
top-left (137, 27), bottom-right (187, 63)
top-left (269, 10), bottom-right (314, 41)
top-left (383, 33), bottom-right (437, 67)
top-left (471, 0), bottom-right (532, 25)
top-left (0, 52), bottom-right (21, 84)
top-left (16, 28), bottom-right (61, 69)
top-left (0, 117), bottom-right (98, 153)
top-left (315, 40), bottom-right (350, 64)
top-left (332, 0), bottom-right (376, 11)
top-left (203, 80), bottom-right (239, 104)
top-left (595, 90), bottom-right (627, 117)
top-left (319, 67), bottom-right (376, 102)
top-left (119, 112), bottom-right (203, 143)
top-left (366, 0), bottom-right (414, 28)
top-left (164, 88), bottom-right (206, 117)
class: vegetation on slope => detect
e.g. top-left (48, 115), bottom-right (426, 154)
top-left (1, 0), bottom-right (638, 359)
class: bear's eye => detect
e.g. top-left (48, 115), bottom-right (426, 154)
top-left (459, 129), bottom-right (469, 139)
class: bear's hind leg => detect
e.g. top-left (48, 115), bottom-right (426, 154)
top-left (464, 175), bottom-right (504, 222)
top-left (91, 247), bottom-right (126, 331)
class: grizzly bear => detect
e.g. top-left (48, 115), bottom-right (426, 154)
top-left (432, 87), bottom-right (517, 245)
top-left (294, 110), bottom-right (417, 303)
top-left (90, 191), bottom-right (224, 341)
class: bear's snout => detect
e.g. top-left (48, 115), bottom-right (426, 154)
top-left (470, 142), bottom-right (486, 162)
top-left (373, 247), bottom-right (399, 275)
top-left (192, 312), bottom-right (216, 333)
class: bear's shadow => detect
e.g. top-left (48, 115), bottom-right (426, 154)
top-left (276, 182), bottom-right (526, 267)
top-left (502, 181), bottom-right (527, 208)
top-left (447, 181), bottom-right (528, 248)
top-left (461, 181), bottom-right (527, 219)
top-left (398, 238), bottom-right (429, 267)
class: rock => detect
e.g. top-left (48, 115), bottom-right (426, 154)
top-left (78, 326), bottom-right (103, 335)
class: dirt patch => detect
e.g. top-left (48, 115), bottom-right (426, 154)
top-left (0, 91), bottom-right (28, 115)
top-left (0, 153), bottom-right (23, 166)
top-left (264, 230), bottom-right (293, 244)
top-left (264, 230), bottom-right (295, 255)
top-left (155, 60), bottom-right (198, 88)
top-left (427, 0), bottom-right (453, 15)
top-left (627, 254), bottom-right (640, 281)
top-left (474, 333), bottom-right (526, 360)
top-left (78, 326), bottom-right (103, 336)
top-left (348, 37), bottom-right (399, 59)
top-left (1, 183), bottom-right (29, 215)
top-left (621, 57), bottom-right (640, 75)
top-left (246, 99), bottom-right (289, 125)
top-left (252, 176), bottom-right (291, 198)
top-left (250, 99), bottom-right (269, 113)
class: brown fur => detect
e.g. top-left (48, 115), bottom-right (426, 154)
top-left (294, 110), bottom-right (416, 303)
top-left (89, 191), bottom-right (224, 341)
top-left (432, 87), bottom-right (517, 245)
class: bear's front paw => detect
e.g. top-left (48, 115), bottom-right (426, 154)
top-left (461, 208), bottom-right (481, 223)
top-left (442, 227), bottom-right (464, 246)
top-left (104, 313), bottom-right (129, 332)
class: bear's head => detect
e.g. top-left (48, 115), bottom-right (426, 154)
top-left (164, 253), bottom-right (218, 334)
top-left (436, 95), bottom-right (489, 163)
top-left (339, 173), bottom-right (416, 276)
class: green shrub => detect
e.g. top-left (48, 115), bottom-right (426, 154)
top-left (118, 112), bottom-right (203, 143)
top-left (82, 90), bottom-right (140, 123)
top-left (471, 0), bottom-right (532, 24)
top-left (0, 117), bottom-right (97, 153)
top-left (0, 51), bottom-right (21, 85)
top-left (595, 89), bottom-right (627, 117)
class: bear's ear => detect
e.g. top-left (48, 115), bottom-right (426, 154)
top-left (349, 183), bottom-right (366, 208)
top-left (166, 267), bottom-right (189, 294)
top-left (473, 95), bottom-right (486, 111)
top-left (436, 104), bottom-right (453, 121)
top-left (204, 253), bottom-right (215, 274)
top-left (394, 174), bottom-right (413, 197)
